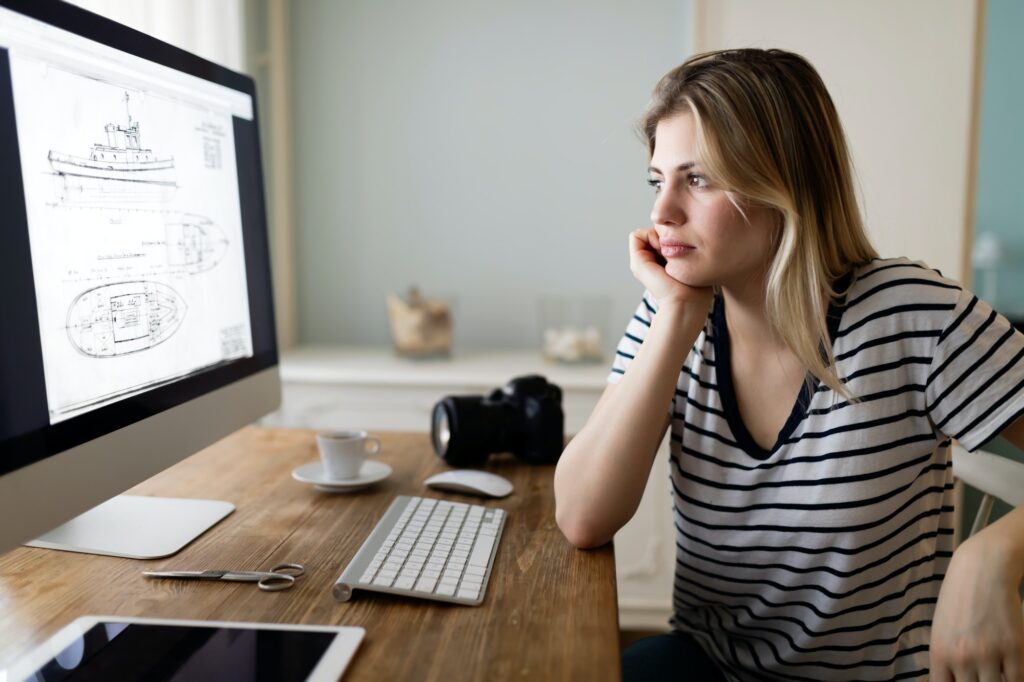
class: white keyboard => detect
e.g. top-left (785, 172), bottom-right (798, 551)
top-left (332, 495), bottom-right (506, 606)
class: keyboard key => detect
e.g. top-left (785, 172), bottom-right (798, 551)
top-left (415, 577), bottom-right (437, 593)
top-left (465, 565), bottom-right (485, 577)
top-left (457, 587), bottom-right (479, 600)
top-left (394, 576), bottom-right (416, 590)
top-left (436, 583), bottom-right (456, 597)
top-left (468, 535), bottom-right (495, 567)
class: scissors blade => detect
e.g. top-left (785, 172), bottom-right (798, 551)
top-left (219, 571), bottom-right (277, 581)
top-left (143, 570), bottom-right (229, 580)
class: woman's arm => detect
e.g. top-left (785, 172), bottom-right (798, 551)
top-left (554, 299), bottom-right (707, 549)
top-left (554, 228), bottom-right (712, 549)
top-left (930, 413), bottom-right (1024, 682)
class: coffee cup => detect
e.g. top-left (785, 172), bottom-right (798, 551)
top-left (316, 430), bottom-right (381, 480)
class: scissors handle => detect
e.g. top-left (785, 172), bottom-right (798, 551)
top-left (269, 563), bottom-right (306, 577)
top-left (222, 563), bottom-right (305, 591)
top-left (258, 563), bottom-right (305, 591)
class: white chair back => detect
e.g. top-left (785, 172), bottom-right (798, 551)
top-left (951, 444), bottom-right (1024, 537)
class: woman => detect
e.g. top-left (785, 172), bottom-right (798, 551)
top-left (553, 48), bottom-right (1024, 682)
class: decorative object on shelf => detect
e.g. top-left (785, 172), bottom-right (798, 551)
top-left (538, 294), bottom-right (609, 364)
top-left (386, 287), bottom-right (452, 358)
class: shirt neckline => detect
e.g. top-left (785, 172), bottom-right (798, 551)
top-left (711, 271), bottom-right (853, 460)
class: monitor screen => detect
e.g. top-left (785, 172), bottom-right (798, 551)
top-left (0, 0), bottom-right (278, 554)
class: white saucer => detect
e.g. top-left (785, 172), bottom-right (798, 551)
top-left (292, 460), bottom-right (392, 492)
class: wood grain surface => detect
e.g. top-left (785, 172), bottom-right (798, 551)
top-left (0, 426), bottom-right (620, 681)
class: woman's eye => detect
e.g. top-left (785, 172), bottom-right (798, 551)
top-left (646, 178), bottom-right (663, 193)
top-left (688, 173), bottom-right (709, 189)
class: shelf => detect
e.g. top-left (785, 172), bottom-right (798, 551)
top-left (279, 345), bottom-right (610, 392)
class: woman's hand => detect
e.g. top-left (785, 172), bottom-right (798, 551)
top-left (930, 533), bottom-right (1024, 682)
top-left (629, 228), bottom-right (712, 310)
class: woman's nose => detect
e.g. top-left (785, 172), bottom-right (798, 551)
top-left (650, 189), bottom-right (685, 227)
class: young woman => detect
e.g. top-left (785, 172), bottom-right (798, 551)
top-left (554, 48), bottom-right (1024, 682)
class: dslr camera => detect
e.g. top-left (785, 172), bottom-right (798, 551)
top-left (430, 375), bottom-right (564, 467)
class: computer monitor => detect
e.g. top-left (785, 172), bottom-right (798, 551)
top-left (0, 0), bottom-right (279, 558)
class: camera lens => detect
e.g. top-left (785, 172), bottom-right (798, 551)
top-left (431, 401), bottom-right (451, 458)
top-left (430, 395), bottom-right (507, 467)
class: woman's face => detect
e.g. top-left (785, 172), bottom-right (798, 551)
top-left (647, 112), bottom-right (779, 292)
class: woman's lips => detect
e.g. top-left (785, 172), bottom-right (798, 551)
top-left (660, 241), bottom-right (695, 258)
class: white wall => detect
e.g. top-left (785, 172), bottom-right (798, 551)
top-left (695, 0), bottom-right (979, 281)
top-left (290, 0), bottom-right (694, 352)
top-left (290, 0), bottom-right (979, 352)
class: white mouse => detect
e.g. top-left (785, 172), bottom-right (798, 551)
top-left (423, 469), bottom-right (514, 498)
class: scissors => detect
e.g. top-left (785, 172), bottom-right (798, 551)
top-left (143, 563), bottom-right (306, 592)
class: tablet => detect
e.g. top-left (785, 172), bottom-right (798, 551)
top-left (2, 616), bottom-right (365, 682)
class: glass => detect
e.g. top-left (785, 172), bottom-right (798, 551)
top-left (537, 294), bottom-right (610, 364)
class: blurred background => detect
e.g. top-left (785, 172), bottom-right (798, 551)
top-left (63, 0), bottom-right (1024, 632)
top-left (65, 0), bottom-right (1024, 354)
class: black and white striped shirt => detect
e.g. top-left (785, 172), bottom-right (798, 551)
top-left (608, 257), bottom-right (1024, 681)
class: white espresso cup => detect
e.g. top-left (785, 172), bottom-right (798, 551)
top-left (316, 429), bottom-right (381, 480)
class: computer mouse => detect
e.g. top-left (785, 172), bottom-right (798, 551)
top-left (423, 470), bottom-right (514, 498)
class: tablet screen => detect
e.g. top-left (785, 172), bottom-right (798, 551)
top-left (21, 621), bottom-right (339, 682)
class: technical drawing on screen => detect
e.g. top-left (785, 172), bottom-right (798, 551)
top-left (8, 53), bottom-right (253, 424)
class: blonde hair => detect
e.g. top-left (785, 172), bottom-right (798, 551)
top-left (641, 48), bottom-right (878, 399)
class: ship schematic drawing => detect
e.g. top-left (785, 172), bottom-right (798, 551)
top-left (49, 92), bottom-right (177, 203)
top-left (165, 216), bottom-right (229, 275)
top-left (66, 281), bottom-right (186, 358)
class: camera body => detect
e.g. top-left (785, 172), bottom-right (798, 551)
top-left (430, 375), bottom-right (564, 468)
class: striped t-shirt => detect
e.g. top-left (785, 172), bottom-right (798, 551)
top-left (608, 257), bottom-right (1024, 682)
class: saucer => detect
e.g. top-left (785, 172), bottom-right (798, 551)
top-left (292, 460), bottom-right (392, 493)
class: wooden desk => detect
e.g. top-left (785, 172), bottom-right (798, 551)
top-left (0, 427), bottom-right (620, 681)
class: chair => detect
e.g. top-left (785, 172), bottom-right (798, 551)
top-left (951, 444), bottom-right (1024, 538)
top-left (951, 442), bottom-right (1024, 620)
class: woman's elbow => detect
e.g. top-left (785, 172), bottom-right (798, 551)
top-left (555, 507), bottom-right (612, 549)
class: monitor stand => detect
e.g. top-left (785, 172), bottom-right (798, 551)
top-left (25, 495), bottom-right (235, 559)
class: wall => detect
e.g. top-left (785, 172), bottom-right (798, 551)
top-left (694, 0), bottom-right (978, 282)
top-left (290, 1), bottom-right (982, 352)
top-left (290, 0), bottom-right (694, 352)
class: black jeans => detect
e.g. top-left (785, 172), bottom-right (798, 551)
top-left (622, 631), bottom-right (726, 682)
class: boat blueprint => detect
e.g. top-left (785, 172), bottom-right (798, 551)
top-left (92, 212), bottom-right (229, 277)
top-left (66, 281), bottom-right (186, 358)
top-left (52, 173), bottom-right (177, 206)
top-left (48, 92), bottom-right (176, 189)
top-left (164, 215), bottom-right (229, 274)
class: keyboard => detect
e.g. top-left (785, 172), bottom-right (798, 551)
top-left (332, 495), bottom-right (506, 606)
